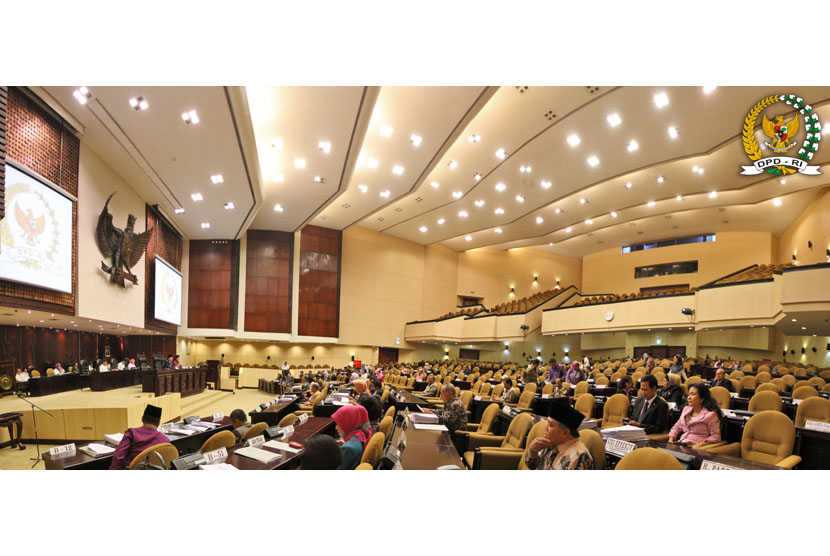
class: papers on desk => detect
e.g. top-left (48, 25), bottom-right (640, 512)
top-left (578, 419), bottom-right (598, 431)
top-left (409, 413), bottom-right (439, 424)
top-left (278, 396), bottom-right (295, 403)
top-left (166, 427), bottom-right (196, 436)
top-left (80, 443), bottom-right (116, 458)
top-left (185, 423), bottom-right (210, 432)
top-left (600, 425), bottom-right (647, 442)
top-left (198, 463), bottom-right (238, 471)
top-left (412, 423), bottom-right (448, 432)
top-left (594, 385), bottom-right (607, 389)
top-left (791, 398), bottom-right (804, 405)
top-left (235, 447), bottom-right (283, 464)
top-left (195, 420), bottom-right (221, 429)
top-left (104, 433), bottom-right (124, 446)
top-left (263, 440), bottom-right (303, 453)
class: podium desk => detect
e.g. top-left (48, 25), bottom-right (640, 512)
top-left (142, 367), bottom-right (208, 397)
top-left (89, 369), bottom-right (142, 392)
top-left (249, 396), bottom-right (301, 426)
top-left (27, 374), bottom-right (87, 397)
top-left (223, 417), bottom-right (335, 470)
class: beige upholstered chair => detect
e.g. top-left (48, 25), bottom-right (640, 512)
top-left (748, 390), bottom-right (782, 412)
top-left (578, 429), bottom-right (605, 470)
top-left (360, 432), bottom-right (385, 467)
top-left (755, 382), bottom-right (780, 394)
top-left (705, 411), bottom-right (801, 468)
top-left (794, 396), bottom-right (830, 427)
top-left (573, 381), bottom-right (590, 397)
top-left (241, 422), bottom-right (268, 441)
top-left (278, 413), bottom-right (298, 427)
top-left (506, 390), bottom-right (535, 412)
top-left (199, 430), bottom-right (237, 452)
top-left (574, 393), bottom-right (595, 420)
top-left (709, 386), bottom-right (731, 410)
top-left (378, 416), bottom-right (394, 439)
top-left (792, 385), bottom-right (819, 400)
top-left (355, 462), bottom-right (373, 470)
top-left (600, 394), bottom-right (630, 429)
top-left (615, 447), bottom-right (683, 470)
top-left (462, 412), bottom-right (533, 469)
top-left (128, 443), bottom-right (179, 470)
top-left (472, 417), bottom-right (543, 471)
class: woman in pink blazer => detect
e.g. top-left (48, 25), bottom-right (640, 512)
top-left (669, 383), bottom-right (722, 445)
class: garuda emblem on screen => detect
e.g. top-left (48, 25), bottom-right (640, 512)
top-left (96, 192), bottom-right (154, 287)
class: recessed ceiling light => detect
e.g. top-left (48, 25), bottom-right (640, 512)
top-left (465, 235), bottom-right (473, 242)
top-left (392, 165), bottom-right (404, 175)
top-left (474, 172), bottom-right (481, 181)
top-left (201, 222), bottom-right (210, 229)
top-left (567, 134), bottom-right (580, 147)
top-left (515, 195), bottom-right (525, 203)
top-left (437, 218), bottom-right (445, 225)
top-left (210, 174), bottom-right (224, 184)
top-left (540, 180), bottom-right (552, 189)
top-left (380, 125), bottom-right (394, 137)
top-left (191, 193), bottom-right (203, 201)
top-left (358, 184), bottom-right (368, 193)
top-left (779, 178), bottom-right (787, 185)
top-left (419, 226), bottom-right (428, 233)
top-left (585, 219), bottom-right (593, 225)
top-left (654, 92), bottom-right (669, 108)
top-left (313, 176), bottom-right (323, 183)
top-left (676, 195), bottom-right (683, 201)
top-left (224, 202), bottom-right (234, 210)
top-left (367, 159), bottom-right (379, 169)
top-left (802, 327), bottom-right (807, 330)
top-left (625, 182), bottom-right (632, 189)
top-left (703, 86), bottom-right (717, 94)
top-left (773, 198), bottom-right (782, 206)
top-left (495, 148), bottom-right (506, 159)
top-left (468, 134), bottom-right (481, 143)
top-left (494, 208), bottom-right (504, 215)
top-left (565, 227), bottom-right (572, 233)
top-left (272, 173), bottom-right (284, 183)
top-left (668, 126), bottom-right (678, 139)
top-left (448, 160), bottom-right (458, 169)
top-left (607, 113), bottom-right (622, 127)
top-left (647, 201), bottom-right (656, 207)
top-left (792, 319), bottom-right (797, 322)
top-left (474, 199), bottom-right (485, 207)
top-left (294, 158), bottom-right (306, 169)
top-left (73, 87), bottom-right (92, 104)
top-left (452, 191), bottom-right (463, 199)
top-left (458, 211), bottom-right (468, 218)
top-left (274, 204), bottom-right (284, 212)
top-left (657, 176), bottom-right (664, 183)
top-left (697, 167), bottom-right (704, 175)
top-left (495, 183), bottom-right (506, 192)
top-left (536, 216), bottom-right (544, 224)
top-left (520, 165), bottom-right (532, 173)
top-left (627, 140), bottom-right (639, 152)
top-left (610, 211), bottom-right (617, 218)
top-left (181, 110), bottom-right (200, 124)
top-left (430, 181), bottom-right (440, 189)
top-left (380, 190), bottom-right (391, 198)
top-left (129, 96), bottom-right (149, 111)
top-left (174, 208), bottom-right (185, 214)
top-left (549, 243), bottom-right (553, 246)
top-left (494, 227), bottom-right (503, 234)
top-left (587, 156), bottom-right (599, 167)
top-left (318, 141), bottom-right (331, 153)
top-left (554, 208), bottom-right (561, 214)
top-left (579, 198), bottom-right (587, 204)
top-left (409, 134), bottom-right (422, 146)
top-left (709, 191), bottom-right (718, 199)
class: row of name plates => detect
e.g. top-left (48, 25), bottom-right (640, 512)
top-left (604, 438), bottom-right (738, 470)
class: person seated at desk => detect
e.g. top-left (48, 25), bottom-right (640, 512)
top-left (172, 355), bottom-right (181, 368)
top-left (553, 378), bottom-right (570, 397)
top-left (370, 378), bottom-right (384, 401)
top-left (163, 354), bottom-right (174, 369)
top-left (15, 368), bottom-right (29, 384)
top-left (618, 375), bottom-right (635, 400)
top-left (729, 360), bottom-right (741, 370)
top-left (525, 403), bottom-right (593, 470)
top-left (659, 373), bottom-right (685, 407)
top-left (109, 405), bottom-right (168, 470)
top-left (499, 377), bottom-right (519, 404)
top-left (359, 395), bottom-right (382, 434)
top-left (99, 360), bottom-right (111, 373)
top-left (668, 384), bottom-right (722, 446)
top-left (422, 374), bottom-right (438, 397)
top-left (332, 405), bottom-right (372, 470)
top-left (423, 383), bottom-right (467, 433)
top-left (53, 363), bottom-right (65, 375)
top-left (349, 369), bottom-right (359, 382)
top-left (126, 358), bottom-right (137, 370)
top-left (230, 409), bottom-right (251, 443)
top-left (116, 359), bottom-right (126, 371)
top-left (414, 369), bottom-right (426, 382)
top-left (711, 368), bottom-right (733, 391)
top-left (304, 382), bottom-right (321, 402)
top-left (352, 379), bottom-right (371, 404)
top-left (713, 358), bottom-right (724, 369)
top-left (627, 375), bottom-right (669, 434)
top-left (564, 361), bottom-right (585, 385)
top-left (300, 435), bottom-right (342, 470)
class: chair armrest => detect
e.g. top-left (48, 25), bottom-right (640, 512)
top-left (702, 442), bottom-right (740, 457)
top-left (466, 433), bottom-right (507, 451)
top-left (692, 441), bottom-right (727, 450)
top-left (504, 403), bottom-right (518, 408)
top-left (647, 433), bottom-right (670, 442)
top-left (466, 423), bottom-right (481, 432)
top-left (473, 448), bottom-right (525, 470)
top-left (776, 455), bottom-right (802, 469)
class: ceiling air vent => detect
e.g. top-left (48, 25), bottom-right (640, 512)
top-left (543, 109), bottom-right (556, 121)
top-left (341, 203), bottom-right (350, 209)
top-left (515, 86), bottom-right (529, 94)
top-left (586, 86), bottom-right (600, 94)
top-left (394, 208), bottom-right (402, 213)
top-left (414, 197), bottom-right (423, 203)
top-left (376, 216), bottom-right (384, 222)
top-left (718, 207), bottom-right (726, 212)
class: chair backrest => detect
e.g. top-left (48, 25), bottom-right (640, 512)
top-left (794, 368), bottom-right (808, 377)
top-left (360, 432), bottom-right (385, 467)
top-left (632, 371), bottom-right (645, 384)
top-left (685, 376), bottom-right (704, 386)
top-left (459, 390), bottom-right (473, 411)
top-left (709, 386), bottom-right (731, 410)
top-left (241, 422), bottom-right (268, 441)
top-left (523, 382), bottom-right (537, 394)
top-left (517, 390), bottom-right (535, 410)
top-left (477, 403), bottom-right (500, 434)
top-left (479, 383), bottom-right (492, 397)
top-left (601, 394), bottom-right (630, 428)
top-left (199, 430), bottom-right (237, 452)
top-left (740, 375), bottom-right (758, 390)
top-left (471, 380), bottom-right (483, 394)
top-left (573, 381), bottom-right (589, 396)
top-left (755, 371), bottom-right (772, 384)
top-left (595, 376), bottom-right (610, 386)
top-left (615, 447), bottom-right (684, 470)
top-left (757, 365), bottom-right (770, 374)
top-left (278, 413), bottom-right (298, 427)
top-left (128, 443), bottom-right (179, 470)
top-left (490, 383), bottom-right (505, 398)
top-left (46, 368), bottom-right (55, 376)
top-left (355, 462), bottom-right (373, 470)
top-left (794, 396), bottom-right (830, 427)
top-left (609, 371), bottom-right (623, 382)
top-left (792, 385), bottom-right (818, 400)
top-left (748, 390), bottom-right (782, 412)
top-left (771, 378), bottom-right (787, 391)
top-left (31, 370), bottom-right (41, 377)
top-left (578, 429), bottom-right (605, 470)
top-left (729, 370), bottom-right (745, 379)
top-left (407, 377), bottom-right (416, 387)
top-left (809, 377), bottom-right (826, 388)
top-left (778, 367), bottom-right (792, 376)
top-left (542, 382), bottom-right (554, 395)
top-left (755, 382), bottom-right (780, 394)
top-left (502, 412), bottom-right (533, 449)
top-left (574, 393), bottom-right (595, 419)
top-left (518, 421), bottom-right (548, 470)
top-left (740, 410), bottom-right (796, 466)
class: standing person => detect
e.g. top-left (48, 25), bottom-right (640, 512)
top-left (331, 405), bottom-right (372, 470)
top-left (109, 405), bottom-right (169, 470)
top-left (524, 360), bottom-right (540, 385)
top-left (669, 384), bottom-right (722, 446)
top-left (281, 361), bottom-right (291, 381)
top-left (547, 358), bottom-right (564, 383)
top-left (525, 404), bottom-right (593, 470)
top-left (668, 355), bottom-right (688, 381)
top-left (564, 361), bottom-right (585, 385)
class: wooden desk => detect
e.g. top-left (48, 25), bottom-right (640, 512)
top-left (452, 380), bottom-right (472, 390)
top-left (42, 416), bottom-right (232, 470)
top-left (142, 367), bottom-right (208, 397)
top-left (391, 389), bottom-right (427, 412)
top-left (249, 396), bottom-right (301, 426)
top-left (605, 439), bottom-right (782, 470)
top-left (27, 374), bottom-right (88, 396)
top-left (412, 381), bottom-right (428, 392)
top-left (794, 427), bottom-right (830, 470)
top-left (389, 414), bottom-right (464, 470)
top-left (223, 417), bottom-right (335, 470)
top-left (89, 369), bottom-right (142, 392)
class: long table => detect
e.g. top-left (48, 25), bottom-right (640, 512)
top-left (222, 417), bottom-right (336, 470)
top-left (27, 374), bottom-right (87, 396)
top-left (249, 395), bottom-right (301, 426)
top-left (388, 413), bottom-right (465, 470)
top-left (604, 439), bottom-right (782, 470)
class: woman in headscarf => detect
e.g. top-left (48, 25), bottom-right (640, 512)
top-left (331, 405), bottom-right (373, 470)
top-left (564, 361), bottom-right (585, 385)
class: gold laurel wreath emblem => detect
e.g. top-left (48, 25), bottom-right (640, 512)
top-left (742, 94), bottom-right (796, 176)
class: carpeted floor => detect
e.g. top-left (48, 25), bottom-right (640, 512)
top-left (0, 386), bottom-right (277, 470)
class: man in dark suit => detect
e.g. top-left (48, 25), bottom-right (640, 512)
top-left (710, 368), bottom-right (733, 391)
top-left (627, 375), bottom-right (669, 434)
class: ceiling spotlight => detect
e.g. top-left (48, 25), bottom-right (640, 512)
top-left (318, 141), bottom-right (331, 153)
top-left (223, 202), bottom-right (234, 210)
top-left (181, 110), bottom-right (200, 124)
top-left (419, 226), bottom-right (428, 233)
top-left (515, 195), bottom-right (525, 203)
top-left (210, 174), bottom-right (224, 184)
top-left (430, 181), bottom-right (440, 189)
top-left (358, 184), bottom-right (368, 193)
top-left (565, 227), bottom-right (572, 233)
top-left (697, 168), bottom-right (704, 175)
top-left (676, 195), bottom-right (683, 201)
top-left (272, 173), bottom-right (284, 183)
top-left (647, 201), bottom-right (656, 207)
top-left (474, 172), bottom-right (482, 181)
top-left (73, 86), bottom-right (92, 104)
top-left (610, 211), bottom-right (617, 218)
top-left (274, 204), bottom-right (284, 213)
top-left (607, 113), bottom-right (622, 127)
top-left (540, 180), bottom-right (552, 189)
top-left (494, 208), bottom-right (504, 215)
top-left (708, 191), bottom-right (718, 199)
top-left (201, 222), bottom-right (210, 229)
top-left (495, 148), bottom-right (506, 159)
top-left (458, 211), bottom-right (468, 218)
top-left (585, 219), bottom-right (593, 225)
top-left (779, 178), bottom-right (787, 185)
top-left (313, 176), bottom-right (323, 183)
top-left (773, 198), bottom-right (782, 206)
top-left (270, 138), bottom-right (283, 149)
top-left (494, 227), bottom-right (503, 234)
top-left (703, 86), bottom-right (717, 94)
top-left (474, 199), bottom-right (485, 207)
top-left (668, 126), bottom-right (678, 139)
top-left (392, 165), bottom-right (404, 175)
top-left (627, 140), bottom-right (639, 152)
top-left (380, 190), bottom-right (391, 198)
top-left (520, 165), bottom-right (532, 173)
top-left (174, 208), bottom-right (185, 214)
top-left (657, 176), bottom-right (664, 183)
top-left (587, 156), bottom-right (600, 167)
top-left (567, 134), bottom-right (581, 147)
top-left (367, 159), bottom-right (379, 169)
top-left (380, 125), bottom-right (394, 137)
top-left (654, 92), bottom-right (669, 108)
top-left (554, 208), bottom-right (561, 214)
top-left (468, 134), bottom-right (481, 143)
top-left (129, 95), bottom-right (149, 111)
top-left (294, 158), bottom-right (306, 169)
top-left (409, 134), bottom-right (422, 146)
top-left (448, 160), bottom-right (458, 169)
top-left (536, 216), bottom-right (544, 224)
top-left (495, 183), bottom-right (506, 192)
top-left (625, 182), bottom-right (633, 189)
top-left (438, 218), bottom-right (445, 225)
top-left (452, 191), bottom-right (463, 199)
top-left (579, 198), bottom-right (587, 204)
top-left (465, 236), bottom-right (473, 242)
top-left (191, 193), bottom-right (203, 201)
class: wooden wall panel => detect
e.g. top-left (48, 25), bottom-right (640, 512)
top-left (144, 206), bottom-right (183, 332)
top-left (0, 88), bottom-right (78, 313)
top-left (120, 334), bottom-right (176, 360)
top-left (0, 86), bottom-right (6, 221)
top-left (298, 225), bottom-right (341, 337)
top-left (244, 230), bottom-right (293, 333)
top-left (188, 240), bottom-right (237, 329)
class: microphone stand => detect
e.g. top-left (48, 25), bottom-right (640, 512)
top-left (15, 392), bottom-right (56, 468)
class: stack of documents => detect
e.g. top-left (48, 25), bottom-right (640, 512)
top-left (166, 427), bottom-right (196, 436)
top-left (234, 447), bottom-right (283, 464)
top-left (263, 440), bottom-right (303, 453)
top-left (600, 425), bottom-right (647, 442)
top-left (104, 433), bottom-right (124, 446)
top-left (198, 463), bottom-right (238, 470)
top-left (578, 419), bottom-right (599, 431)
top-left (195, 421), bottom-right (221, 429)
top-left (412, 423), bottom-right (448, 431)
top-left (278, 396), bottom-right (295, 403)
top-left (80, 443), bottom-right (116, 457)
top-left (410, 412), bottom-right (439, 424)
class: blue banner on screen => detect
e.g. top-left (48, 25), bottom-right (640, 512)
top-left (0, 164), bottom-right (74, 293)
top-left (154, 256), bottom-right (182, 325)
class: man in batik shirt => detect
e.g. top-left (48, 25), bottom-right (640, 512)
top-left (525, 404), bottom-right (593, 470)
top-left (429, 383), bottom-right (468, 433)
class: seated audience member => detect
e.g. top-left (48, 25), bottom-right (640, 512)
top-left (425, 383), bottom-right (468, 433)
top-left (617, 375), bottom-right (635, 399)
top-left (414, 369), bottom-right (426, 382)
top-left (230, 409), bottom-right (251, 442)
top-left (300, 435), bottom-right (342, 470)
top-left (127, 358), bottom-right (137, 370)
top-left (499, 377), bottom-right (519, 404)
top-left (710, 368), bottom-right (733, 391)
top-left (730, 360), bottom-right (741, 370)
top-left (116, 359), bottom-right (126, 371)
top-left (332, 405), bottom-right (372, 470)
top-left (713, 358), bottom-right (724, 368)
top-left (99, 360), bottom-right (111, 373)
top-left (375, 367), bottom-right (384, 382)
top-left (352, 379), bottom-right (371, 404)
top-left (553, 378), bottom-right (570, 397)
top-left (525, 404), bottom-right (593, 470)
top-left (370, 378), bottom-right (384, 400)
top-left (422, 374), bottom-right (439, 397)
top-left (349, 369), bottom-right (360, 382)
top-left (109, 405), bottom-right (168, 470)
top-left (53, 363), bottom-right (65, 375)
top-left (359, 395), bottom-right (383, 434)
top-left (659, 373), bottom-right (685, 407)
top-left (172, 355), bottom-right (182, 368)
top-left (304, 382), bottom-right (321, 402)
top-left (627, 375), bottom-right (670, 434)
top-left (582, 356), bottom-right (591, 370)
top-left (668, 355), bottom-right (687, 380)
top-left (668, 384), bottom-right (722, 446)
top-left (564, 361), bottom-right (585, 385)
top-left (547, 358), bottom-right (564, 382)
top-left (15, 368), bottom-right (29, 383)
